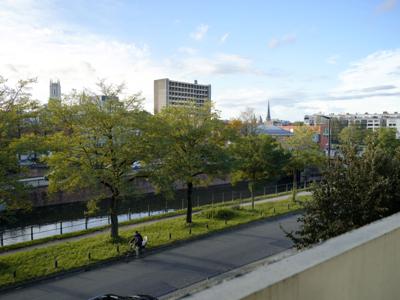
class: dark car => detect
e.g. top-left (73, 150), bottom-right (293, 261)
top-left (88, 294), bottom-right (158, 300)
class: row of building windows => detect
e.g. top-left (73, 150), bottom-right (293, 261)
top-left (169, 92), bottom-right (209, 97)
top-left (170, 100), bottom-right (205, 105)
top-left (169, 97), bottom-right (206, 102)
top-left (169, 93), bottom-right (208, 98)
top-left (169, 90), bottom-right (209, 95)
top-left (169, 87), bottom-right (209, 93)
top-left (169, 82), bottom-right (208, 88)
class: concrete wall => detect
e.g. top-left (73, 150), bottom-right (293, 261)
top-left (154, 78), bottom-right (167, 114)
top-left (186, 212), bottom-right (400, 300)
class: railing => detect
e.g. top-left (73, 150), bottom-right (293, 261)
top-left (0, 180), bottom-right (318, 247)
top-left (18, 177), bottom-right (49, 188)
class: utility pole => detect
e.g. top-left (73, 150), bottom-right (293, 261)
top-left (320, 115), bottom-right (331, 167)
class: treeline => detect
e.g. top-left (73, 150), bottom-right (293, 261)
top-left (3, 77), bottom-right (399, 245)
top-left (0, 78), bottom-right (323, 238)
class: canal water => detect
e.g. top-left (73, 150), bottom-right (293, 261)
top-left (0, 180), bottom-right (297, 246)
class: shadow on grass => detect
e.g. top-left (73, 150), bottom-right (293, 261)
top-left (110, 236), bottom-right (128, 244)
top-left (0, 261), bottom-right (11, 271)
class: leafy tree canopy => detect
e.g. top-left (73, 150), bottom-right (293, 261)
top-left (230, 134), bottom-right (289, 209)
top-left (142, 102), bottom-right (231, 223)
top-left (0, 76), bottom-right (39, 219)
top-left (288, 137), bottom-right (400, 248)
top-left (281, 126), bottom-right (324, 200)
top-left (45, 81), bottom-right (146, 238)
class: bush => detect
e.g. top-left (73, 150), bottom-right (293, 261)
top-left (230, 205), bottom-right (241, 210)
top-left (201, 208), bottom-right (238, 220)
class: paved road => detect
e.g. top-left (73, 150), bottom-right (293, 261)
top-left (0, 214), bottom-right (300, 300)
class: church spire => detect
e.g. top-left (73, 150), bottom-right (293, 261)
top-left (267, 100), bottom-right (271, 122)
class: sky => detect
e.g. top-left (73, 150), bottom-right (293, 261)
top-left (0, 0), bottom-right (399, 121)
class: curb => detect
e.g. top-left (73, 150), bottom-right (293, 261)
top-left (159, 248), bottom-right (298, 300)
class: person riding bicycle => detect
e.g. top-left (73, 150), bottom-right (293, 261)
top-left (130, 231), bottom-right (144, 255)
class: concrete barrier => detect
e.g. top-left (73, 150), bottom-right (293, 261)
top-left (185, 211), bottom-right (400, 300)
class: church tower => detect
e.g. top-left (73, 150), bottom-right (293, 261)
top-left (49, 80), bottom-right (61, 100)
top-left (266, 100), bottom-right (272, 125)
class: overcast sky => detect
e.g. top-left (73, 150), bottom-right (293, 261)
top-left (0, 0), bottom-right (399, 121)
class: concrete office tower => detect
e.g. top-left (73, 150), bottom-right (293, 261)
top-left (154, 78), bottom-right (211, 114)
top-left (49, 80), bottom-right (61, 100)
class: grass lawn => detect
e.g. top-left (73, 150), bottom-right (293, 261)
top-left (0, 195), bottom-right (311, 288)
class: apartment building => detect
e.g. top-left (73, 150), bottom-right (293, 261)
top-left (154, 78), bottom-right (211, 114)
top-left (305, 112), bottom-right (400, 129)
top-left (304, 112), bottom-right (400, 139)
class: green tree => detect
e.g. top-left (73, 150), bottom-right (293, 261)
top-left (287, 140), bottom-right (400, 249)
top-left (0, 76), bottom-right (38, 218)
top-left (329, 118), bottom-right (347, 145)
top-left (143, 102), bottom-right (231, 223)
top-left (45, 82), bottom-right (146, 239)
top-left (230, 134), bottom-right (289, 209)
top-left (371, 127), bottom-right (400, 156)
top-left (281, 126), bottom-right (323, 201)
top-left (339, 124), bottom-right (367, 147)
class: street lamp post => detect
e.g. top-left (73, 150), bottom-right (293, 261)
top-left (320, 115), bottom-right (331, 166)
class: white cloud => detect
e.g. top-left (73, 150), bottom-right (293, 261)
top-left (190, 24), bottom-right (209, 41)
top-left (3, 2), bottom-right (399, 122)
top-left (215, 49), bottom-right (400, 120)
top-left (327, 54), bottom-right (340, 65)
top-left (268, 34), bottom-right (296, 49)
top-left (171, 53), bottom-right (264, 76)
top-left (376, 0), bottom-right (397, 13)
top-left (178, 47), bottom-right (197, 55)
top-left (310, 49), bottom-right (400, 115)
top-left (333, 50), bottom-right (400, 95)
top-left (0, 1), bottom-right (170, 113)
top-left (214, 86), bottom-right (314, 121)
top-left (215, 87), bottom-right (268, 119)
top-left (219, 32), bottom-right (229, 44)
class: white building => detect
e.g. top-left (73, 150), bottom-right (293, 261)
top-left (154, 78), bottom-right (211, 114)
top-left (304, 112), bottom-right (400, 137)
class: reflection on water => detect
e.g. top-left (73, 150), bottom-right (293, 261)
top-left (1, 209), bottom-right (173, 246)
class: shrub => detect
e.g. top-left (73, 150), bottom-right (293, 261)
top-left (201, 208), bottom-right (238, 220)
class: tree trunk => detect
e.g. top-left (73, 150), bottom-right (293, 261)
top-left (292, 169), bottom-right (297, 202)
top-left (249, 181), bottom-right (255, 210)
top-left (186, 181), bottom-right (193, 223)
top-left (110, 192), bottom-right (120, 239)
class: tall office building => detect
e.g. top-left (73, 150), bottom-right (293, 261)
top-left (154, 78), bottom-right (211, 114)
top-left (49, 80), bottom-right (61, 100)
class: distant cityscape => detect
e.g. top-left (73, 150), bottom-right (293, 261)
top-left (49, 78), bottom-right (400, 146)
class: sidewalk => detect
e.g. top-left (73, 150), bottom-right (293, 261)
top-left (0, 191), bottom-right (310, 256)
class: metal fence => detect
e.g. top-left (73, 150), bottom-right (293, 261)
top-left (0, 180), bottom-right (317, 247)
top-left (1, 199), bottom-right (308, 285)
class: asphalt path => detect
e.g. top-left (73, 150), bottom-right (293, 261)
top-left (0, 213), bottom-right (300, 300)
